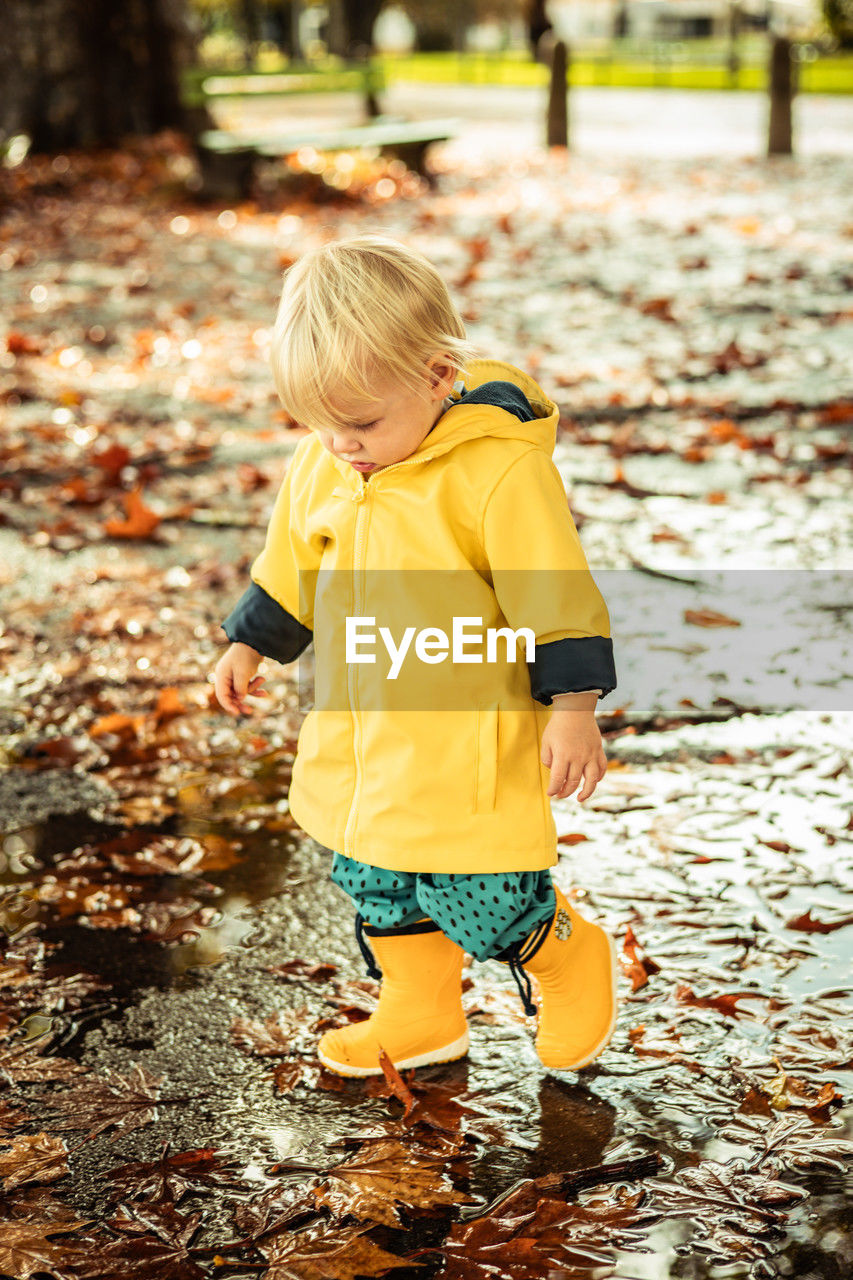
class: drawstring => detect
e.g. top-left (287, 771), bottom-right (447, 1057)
top-left (354, 913), bottom-right (381, 979)
top-left (499, 909), bottom-right (556, 1018)
top-left (506, 949), bottom-right (537, 1017)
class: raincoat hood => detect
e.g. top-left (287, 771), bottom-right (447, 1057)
top-left (326, 358), bottom-right (559, 481)
top-left (421, 359), bottom-right (558, 457)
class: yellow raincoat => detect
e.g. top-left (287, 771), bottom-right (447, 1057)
top-left (249, 360), bottom-right (613, 872)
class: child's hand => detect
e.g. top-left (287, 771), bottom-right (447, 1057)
top-left (213, 642), bottom-right (268, 717)
top-left (541, 694), bottom-right (607, 802)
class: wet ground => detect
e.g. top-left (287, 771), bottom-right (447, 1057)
top-left (2, 709), bottom-right (852, 1277)
top-left (1, 97), bottom-right (852, 1279)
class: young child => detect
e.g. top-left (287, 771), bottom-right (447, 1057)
top-left (214, 235), bottom-right (618, 1077)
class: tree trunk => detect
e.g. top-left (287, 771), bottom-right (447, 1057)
top-left (0, 0), bottom-right (200, 151)
top-left (341, 0), bottom-right (383, 55)
top-left (527, 0), bottom-right (553, 59)
top-left (767, 35), bottom-right (794, 157)
top-left (546, 40), bottom-right (569, 148)
top-left (239, 0), bottom-right (262, 69)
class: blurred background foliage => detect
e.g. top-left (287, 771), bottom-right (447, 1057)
top-left (1, 0), bottom-right (849, 155)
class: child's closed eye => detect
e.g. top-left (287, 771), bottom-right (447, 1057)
top-left (352, 421), bottom-right (379, 432)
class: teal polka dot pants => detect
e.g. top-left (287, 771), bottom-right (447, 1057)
top-left (330, 852), bottom-right (556, 960)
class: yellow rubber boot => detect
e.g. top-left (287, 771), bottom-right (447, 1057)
top-left (317, 919), bottom-right (469, 1077)
top-left (511, 887), bottom-right (618, 1071)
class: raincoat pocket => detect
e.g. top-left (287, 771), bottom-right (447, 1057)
top-left (473, 706), bottom-right (499, 813)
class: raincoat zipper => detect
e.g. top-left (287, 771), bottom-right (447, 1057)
top-left (341, 454), bottom-right (436, 858)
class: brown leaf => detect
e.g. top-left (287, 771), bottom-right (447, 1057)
top-left (67, 1228), bottom-right (206, 1279)
top-left (675, 983), bottom-right (755, 1020)
top-left (92, 441), bottom-right (132, 483)
top-left (0, 1040), bottom-right (87, 1085)
top-left (103, 1143), bottom-right (239, 1204)
top-left (639, 296), bottom-right (676, 322)
top-left (88, 712), bottom-right (145, 741)
top-left (105, 486), bottom-right (160, 539)
top-left (231, 1009), bottom-right (311, 1056)
top-left (0, 1132), bottom-right (69, 1190)
top-left (260, 1220), bottom-right (411, 1280)
top-left (7, 331), bottom-right (44, 355)
top-left (638, 1160), bottom-right (806, 1264)
top-left (271, 1059), bottom-right (346, 1095)
top-left (439, 1184), bottom-right (645, 1279)
top-left (266, 959), bottom-right (339, 982)
top-left (0, 1215), bottom-right (92, 1280)
top-left (762, 1069), bottom-right (843, 1117)
top-left (738, 1087), bottom-right (775, 1117)
top-left (729, 1112), bottom-right (853, 1174)
top-left (312, 1137), bottom-right (473, 1227)
top-left (45, 1063), bottom-right (163, 1141)
top-left (684, 608), bottom-right (741, 628)
top-left (377, 1048), bottom-right (416, 1118)
top-left (621, 924), bottom-right (661, 991)
top-left (785, 908), bottom-right (853, 935)
top-left (151, 687), bottom-right (186, 725)
top-left (0, 1097), bottom-right (33, 1128)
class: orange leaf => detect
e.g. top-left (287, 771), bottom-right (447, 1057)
top-left (151, 688), bottom-right (185, 726)
top-left (6, 331), bottom-right (43, 355)
top-left (92, 443), bottom-right (131, 483)
top-left (785, 909), bottom-right (853, 935)
top-left (819, 401), bottom-right (853, 424)
top-left (105, 488), bottom-right (160, 539)
top-left (675, 983), bottom-right (751, 1019)
top-left (88, 713), bottom-right (144, 741)
top-left (378, 1048), bottom-right (416, 1119)
top-left (708, 419), bottom-right (738, 441)
top-left (639, 296), bottom-right (675, 321)
top-left (684, 608), bottom-right (741, 628)
top-left (621, 924), bottom-right (661, 992)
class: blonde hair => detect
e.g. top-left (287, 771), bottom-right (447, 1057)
top-left (269, 235), bottom-right (478, 431)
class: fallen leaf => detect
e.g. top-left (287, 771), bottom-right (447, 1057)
top-left (621, 924), bottom-right (661, 991)
top-left (105, 486), bottom-right (160, 538)
top-left (785, 908), bottom-right (853, 935)
top-left (684, 608), bottom-right (741, 628)
top-left (0, 1216), bottom-right (93, 1280)
top-left (45, 1063), bottom-right (163, 1141)
top-left (312, 1137), bottom-right (473, 1227)
top-left (260, 1220), bottom-right (411, 1280)
top-left (0, 1132), bottom-right (69, 1190)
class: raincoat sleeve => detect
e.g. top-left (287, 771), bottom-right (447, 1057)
top-left (221, 442), bottom-right (323, 664)
top-left (481, 449), bottom-right (617, 704)
top-left (222, 581), bottom-right (312, 664)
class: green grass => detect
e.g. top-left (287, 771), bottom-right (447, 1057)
top-left (377, 49), bottom-right (853, 95)
top-left (184, 45), bottom-right (853, 104)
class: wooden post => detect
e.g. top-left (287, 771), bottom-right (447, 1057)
top-left (547, 39), bottom-right (569, 149)
top-left (727, 2), bottom-right (741, 84)
top-left (768, 35), bottom-right (794, 156)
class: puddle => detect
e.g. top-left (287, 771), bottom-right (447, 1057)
top-left (2, 716), bottom-right (851, 1277)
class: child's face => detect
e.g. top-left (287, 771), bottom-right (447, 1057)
top-left (311, 362), bottom-right (455, 475)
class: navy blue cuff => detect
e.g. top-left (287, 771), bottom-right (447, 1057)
top-left (222, 581), bottom-right (312, 664)
top-left (529, 636), bottom-right (617, 705)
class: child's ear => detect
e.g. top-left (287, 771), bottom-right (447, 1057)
top-left (427, 356), bottom-right (457, 397)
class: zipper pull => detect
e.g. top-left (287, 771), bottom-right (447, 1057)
top-left (351, 486), bottom-right (368, 504)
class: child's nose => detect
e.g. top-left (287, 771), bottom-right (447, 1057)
top-left (333, 434), bottom-right (362, 456)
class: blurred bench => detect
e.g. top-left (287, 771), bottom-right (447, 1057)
top-left (183, 63), bottom-right (385, 111)
top-left (194, 118), bottom-right (458, 200)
